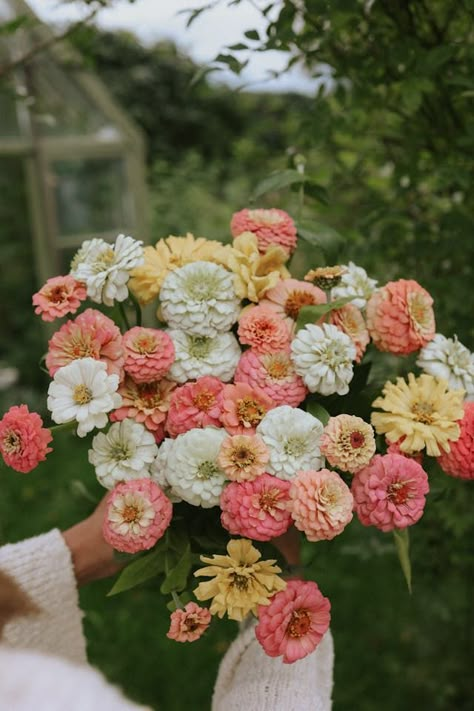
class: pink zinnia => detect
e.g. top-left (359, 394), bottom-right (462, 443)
top-left (111, 376), bottom-right (176, 443)
top-left (366, 279), bottom-right (435, 355)
top-left (234, 349), bottom-right (308, 407)
top-left (237, 305), bottom-right (291, 355)
top-left (259, 278), bottom-right (326, 328)
top-left (122, 327), bottom-right (175, 383)
top-left (46, 308), bottom-right (124, 378)
top-left (230, 208), bottom-right (297, 254)
top-left (218, 434), bottom-right (269, 481)
top-left (220, 473), bottom-right (292, 541)
top-left (33, 275), bottom-right (87, 322)
top-left (351, 453), bottom-right (429, 532)
top-left (0, 404), bottom-right (52, 473)
top-left (103, 478), bottom-right (172, 554)
top-left (437, 402), bottom-right (474, 480)
top-left (289, 469), bottom-right (353, 541)
top-left (167, 602), bottom-right (211, 643)
top-left (255, 580), bottom-right (331, 664)
top-left (329, 304), bottom-right (369, 363)
top-left (166, 376), bottom-right (224, 437)
top-left (220, 382), bottom-right (275, 435)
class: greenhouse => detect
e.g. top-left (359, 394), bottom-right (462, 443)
top-left (0, 0), bottom-right (148, 285)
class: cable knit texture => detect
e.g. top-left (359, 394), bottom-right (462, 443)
top-left (0, 529), bottom-right (86, 665)
top-left (212, 618), bottom-right (334, 711)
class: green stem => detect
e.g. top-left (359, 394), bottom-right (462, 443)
top-left (128, 291), bottom-right (142, 327)
top-left (50, 421), bottom-right (76, 434)
top-left (118, 301), bottom-right (131, 331)
top-left (171, 590), bottom-right (184, 610)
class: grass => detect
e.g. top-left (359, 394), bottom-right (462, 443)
top-left (1, 430), bottom-right (473, 710)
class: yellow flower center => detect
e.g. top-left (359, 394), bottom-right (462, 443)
top-left (285, 290), bottom-right (316, 320)
top-left (237, 398), bottom-right (266, 428)
top-left (134, 334), bottom-right (157, 354)
top-left (247, 209), bottom-right (283, 226)
top-left (408, 292), bottom-right (432, 332)
top-left (230, 572), bottom-right (250, 591)
top-left (231, 446), bottom-right (256, 468)
top-left (287, 609), bottom-right (311, 638)
top-left (411, 400), bottom-right (434, 425)
top-left (135, 382), bottom-right (162, 410)
top-left (265, 354), bottom-right (291, 379)
top-left (92, 247), bottom-right (116, 272)
top-left (3, 430), bottom-right (21, 454)
top-left (65, 335), bottom-right (96, 360)
top-left (193, 390), bottom-right (215, 412)
top-left (73, 384), bottom-right (93, 405)
top-left (122, 505), bottom-right (140, 523)
top-left (258, 488), bottom-right (280, 512)
top-left (197, 461), bottom-right (220, 480)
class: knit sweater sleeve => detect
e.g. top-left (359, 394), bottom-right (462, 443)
top-left (0, 529), bottom-right (87, 665)
top-left (212, 621), bottom-right (334, 711)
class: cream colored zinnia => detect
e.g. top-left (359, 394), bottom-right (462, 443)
top-left (371, 373), bottom-right (464, 456)
top-left (129, 233), bottom-right (232, 304)
top-left (227, 232), bottom-right (290, 303)
top-left (194, 538), bottom-right (286, 621)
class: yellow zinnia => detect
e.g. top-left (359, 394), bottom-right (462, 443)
top-left (129, 233), bottom-right (232, 304)
top-left (227, 232), bottom-right (290, 303)
top-left (193, 538), bottom-right (286, 621)
top-left (371, 373), bottom-right (464, 456)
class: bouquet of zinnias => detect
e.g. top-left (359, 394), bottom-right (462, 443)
top-left (1, 208), bottom-right (473, 663)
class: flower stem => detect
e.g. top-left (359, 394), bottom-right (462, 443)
top-left (171, 590), bottom-right (184, 610)
top-left (128, 292), bottom-right (142, 327)
top-left (50, 421), bottom-right (76, 434)
top-left (118, 301), bottom-right (131, 331)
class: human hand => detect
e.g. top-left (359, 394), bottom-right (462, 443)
top-left (62, 495), bottom-right (121, 587)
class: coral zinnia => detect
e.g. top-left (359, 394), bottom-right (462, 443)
top-left (320, 415), bottom-right (376, 474)
top-left (122, 327), bottom-right (175, 383)
top-left (33, 275), bottom-right (87, 322)
top-left (234, 349), bottom-right (308, 407)
top-left (289, 469), bottom-right (353, 541)
top-left (260, 278), bottom-right (326, 328)
top-left (237, 305), bottom-right (292, 355)
top-left (110, 376), bottom-right (176, 442)
top-left (194, 538), bottom-right (286, 621)
top-left (220, 382), bottom-right (275, 435)
top-left (437, 402), bottom-right (474, 480)
top-left (351, 453), bottom-right (429, 531)
top-left (255, 580), bottom-right (331, 664)
top-left (231, 208), bottom-right (297, 254)
top-left (371, 373), bottom-right (464, 457)
top-left (167, 602), bottom-right (211, 643)
top-left (0, 405), bottom-right (52, 473)
top-left (166, 376), bottom-right (224, 437)
top-left (366, 279), bottom-right (435, 355)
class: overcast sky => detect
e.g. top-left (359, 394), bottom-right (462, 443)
top-left (26, 0), bottom-right (317, 93)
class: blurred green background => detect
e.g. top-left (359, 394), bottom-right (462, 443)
top-left (1, 2), bottom-right (473, 710)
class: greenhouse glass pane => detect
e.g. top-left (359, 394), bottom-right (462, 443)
top-left (53, 157), bottom-right (129, 236)
top-left (0, 86), bottom-right (20, 137)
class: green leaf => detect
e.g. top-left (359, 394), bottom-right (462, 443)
top-left (393, 528), bottom-right (412, 594)
top-left (305, 398), bottom-right (330, 425)
top-left (228, 43), bottom-right (248, 51)
top-left (295, 297), bottom-right (354, 331)
top-left (296, 221), bottom-right (345, 262)
top-left (161, 545), bottom-right (192, 595)
top-left (108, 542), bottom-right (167, 596)
top-left (244, 29), bottom-right (260, 41)
top-left (251, 169), bottom-right (305, 200)
top-left (300, 180), bottom-right (329, 205)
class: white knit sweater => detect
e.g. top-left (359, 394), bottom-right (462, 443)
top-left (0, 530), bottom-right (334, 710)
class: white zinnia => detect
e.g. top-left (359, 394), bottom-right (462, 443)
top-left (291, 323), bottom-right (356, 396)
top-left (70, 234), bottom-right (143, 306)
top-left (256, 405), bottom-right (324, 480)
top-left (167, 329), bottom-right (241, 383)
top-left (47, 357), bottom-right (122, 437)
top-left (332, 261), bottom-right (377, 309)
top-left (417, 334), bottom-right (474, 400)
top-left (161, 427), bottom-right (228, 508)
top-left (89, 419), bottom-right (158, 489)
top-left (150, 438), bottom-right (182, 503)
top-left (160, 261), bottom-right (241, 337)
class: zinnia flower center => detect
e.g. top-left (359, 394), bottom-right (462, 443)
top-left (197, 460), bottom-right (220, 480)
top-left (111, 443), bottom-right (132, 461)
top-left (230, 572), bottom-right (250, 591)
top-left (188, 335), bottom-right (212, 359)
top-left (247, 209), bottom-right (283, 226)
top-left (73, 384), bottom-right (93, 405)
top-left (134, 335), bottom-right (157, 354)
top-left (284, 436), bottom-right (306, 457)
top-left (122, 504), bottom-right (140, 523)
top-left (3, 430), bottom-right (21, 454)
top-left (66, 335), bottom-right (97, 360)
top-left (408, 292), bottom-right (432, 332)
top-left (350, 431), bottom-right (365, 449)
top-left (387, 479), bottom-right (414, 505)
top-left (184, 616), bottom-right (200, 632)
top-left (237, 398), bottom-right (266, 428)
top-left (265, 355), bottom-right (291, 379)
top-left (48, 285), bottom-right (68, 303)
top-left (185, 274), bottom-right (219, 301)
top-left (92, 247), bottom-right (116, 272)
top-left (136, 383), bottom-right (162, 409)
top-left (258, 489), bottom-right (280, 512)
top-left (231, 446), bottom-right (255, 467)
top-left (285, 291), bottom-right (316, 320)
top-left (287, 608), bottom-right (312, 638)
top-left (411, 400), bottom-right (434, 425)
top-left (193, 390), bottom-right (215, 411)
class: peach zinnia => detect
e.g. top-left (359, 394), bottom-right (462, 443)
top-left (351, 453), bottom-right (429, 531)
top-left (167, 602), bottom-right (211, 643)
top-left (366, 279), bottom-right (435, 355)
top-left (33, 275), bottom-right (86, 322)
top-left (110, 376), bottom-right (176, 442)
top-left (231, 208), bottom-right (297, 254)
top-left (289, 469), bottom-right (353, 541)
top-left (329, 304), bottom-right (370, 363)
top-left (237, 305), bottom-right (291, 355)
top-left (320, 415), bottom-right (376, 474)
top-left (218, 434), bottom-right (269, 481)
top-left (166, 376), bottom-right (224, 437)
top-left (260, 278), bottom-right (326, 329)
top-left (122, 327), bottom-right (175, 383)
top-left (0, 404), bottom-right (52, 473)
top-left (234, 349), bottom-right (308, 407)
top-left (255, 580), bottom-right (331, 664)
top-left (220, 382), bottom-right (275, 435)
top-left (46, 308), bottom-right (124, 378)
